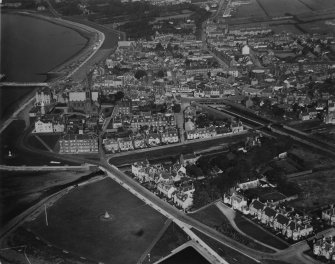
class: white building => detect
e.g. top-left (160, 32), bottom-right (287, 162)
top-left (157, 182), bottom-right (176, 198)
top-left (36, 87), bottom-right (52, 106)
top-left (173, 192), bottom-right (193, 210)
top-left (322, 207), bottom-right (335, 226)
top-left (242, 44), bottom-right (250, 55)
top-left (34, 119), bottom-right (53, 133)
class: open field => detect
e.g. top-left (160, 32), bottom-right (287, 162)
top-left (142, 222), bottom-right (189, 264)
top-left (0, 170), bottom-right (100, 225)
top-left (234, 0), bottom-right (267, 18)
top-left (234, 0), bottom-right (335, 19)
top-left (257, 0), bottom-right (311, 17)
top-left (190, 205), bottom-right (274, 252)
top-left (1, 227), bottom-right (95, 264)
top-left (25, 178), bottom-right (166, 264)
top-left (289, 146), bottom-right (328, 169)
top-left (298, 0), bottom-right (335, 11)
top-left (27, 135), bottom-right (48, 152)
top-left (288, 168), bottom-right (335, 211)
top-left (273, 159), bottom-right (299, 174)
top-left (234, 213), bottom-right (289, 250)
top-left (27, 134), bottom-right (61, 152)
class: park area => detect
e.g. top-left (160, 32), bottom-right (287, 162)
top-left (23, 178), bottom-right (167, 264)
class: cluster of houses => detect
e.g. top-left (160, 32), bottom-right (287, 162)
top-left (322, 206), bottom-right (335, 226)
top-left (105, 112), bottom-right (176, 131)
top-left (185, 120), bottom-right (244, 140)
top-left (203, 17), bottom-right (335, 123)
top-left (224, 193), bottom-right (314, 241)
top-left (313, 236), bottom-right (335, 262)
top-left (131, 155), bottom-right (198, 210)
top-left (183, 105), bottom-right (245, 140)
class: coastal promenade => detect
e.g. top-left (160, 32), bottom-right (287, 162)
top-left (0, 163), bottom-right (95, 171)
top-left (0, 82), bottom-right (48, 87)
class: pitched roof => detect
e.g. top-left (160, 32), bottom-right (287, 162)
top-left (250, 200), bottom-right (265, 211)
top-left (275, 214), bottom-right (290, 225)
top-left (263, 207), bottom-right (277, 218)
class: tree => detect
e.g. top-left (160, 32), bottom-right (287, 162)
top-left (117, 127), bottom-right (125, 133)
top-left (166, 42), bottom-right (173, 52)
top-left (196, 113), bottom-right (211, 128)
top-left (196, 156), bottom-right (211, 174)
top-left (157, 70), bottom-right (165, 78)
top-left (115, 91), bottom-right (124, 101)
top-left (135, 70), bottom-right (147, 80)
top-left (193, 189), bottom-right (211, 208)
top-left (155, 42), bottom-right (164, 51)
top-left (186, 164), bottom-right (203, 179)
top-left (172, 104), bottom-right (181, 113)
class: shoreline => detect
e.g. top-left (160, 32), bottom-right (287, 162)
top-left (0, 11), bottom-right (107, 133)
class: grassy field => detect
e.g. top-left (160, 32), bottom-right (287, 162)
top-left (1, 227), bottom-right (96, 264)
top-left (38, 134), bottom-right (61, 151)
top-left (25, 178), bottom-right (166, 264)
top-left (234, 213), bottom-right (289, 250)
top-left (0, 170), bottom-right (98, 225)
top-left (27, 135), bottom-right (48, 151)
top-left (234, 0), bottom-right (335, 18)
top-left (289, 146), bottom-right (328, 169)
top-left (288, 168), bottom-right (335, 211)
top-left (257, 0), bottom-right (311, 17)
top-left (234, 0), bottom-right (267, 18)
top-left (274, 159), bottom-right (299, 174)
top-left (298, 0), bottom-right (335, 10)
top-left (142, 222), bottom-right (189, 264)
top-left (190, 205), bottom-right (274, 253)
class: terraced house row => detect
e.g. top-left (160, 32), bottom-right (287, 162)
top-left (249, 199), bottom-right (314, 241)
top-left (106, 112), bottom-right (176, 131)
top-left (102, 128), bottom-right (179, 152)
